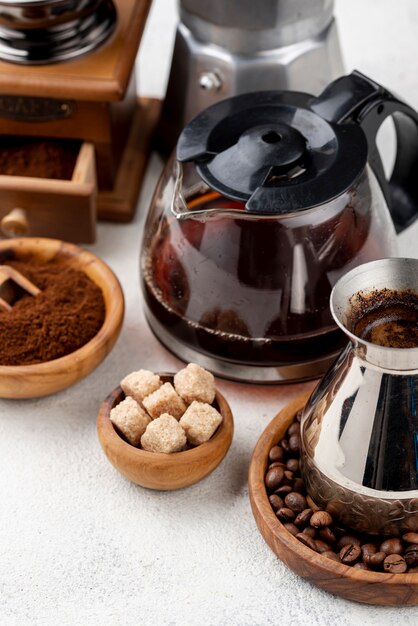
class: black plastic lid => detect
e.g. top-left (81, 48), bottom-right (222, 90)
top-left (177, 91), bottom-right (368, 214)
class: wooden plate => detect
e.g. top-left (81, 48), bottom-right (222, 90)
top-left (97, 375), bottom-right (234, 490)
top-left (248, 392), bottom-right (418, 606)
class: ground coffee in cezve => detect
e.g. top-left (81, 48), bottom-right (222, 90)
top-left (0, 260), bottom-right (105, 365)
top-left (348, 288), bottom-right (418, 349)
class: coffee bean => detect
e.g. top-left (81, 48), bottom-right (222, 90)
top-left (337, 534), bottom-right (361, 549)
top-left (287, 422), bottom-right (300, 436)
top-left (310, 511), bottom-right (333, 528)
top-left (276, 507), bottom-right (295, 522)
top-left (403, 532), bottom-right (418, 545)
top-left (286, 458), bottom-right (299, 473)
top-left (284, 470), bottom-right (294, 482)
top-left (296, 533), bottom-right (317, 551)
top-left (275, 485), bottom-right (292, 495)
top-left (268, 494), bottom-right (284, 511)
top-left (283, 523), bottom-right (299, 537)
top-left (353, 562), bottom-right (369, 570)
top-left (285, 492), bottom-right (307, 513)
top-left (268, 445), bottom-right (284, 462)
top-left (280, 438), bottom-right (290, 453)
top-left (339, 544), bottom-right (361, 564)
top-left (295, 410), bottom-right (303, 422)
top-left (380, 538), bottom-right (403, 555)
top-left (315, 539), bottom-right (331, 554)
top-left (383, 554), bottom-right (407, 573)
top-left (405, 545), bottom-right (418, 567)
top-left (319, 527), bottom-right (336, 544)
top-left (265, 467), bottom-right (284, 491)
top-left (302, 526), bottom-right (316, 538)
top-left (322, 550), bottom-right (340, 562)
top-left (288, 433), bottom-right (300, 452)
top-left (292, 478), bottom-right (304, 493)
top-left (268, 461), bottom-right (285, 470)
top-left (294, 508), bottom-right (313, 527)
top-left (367, 551), bottom-right (386, 567)
top-left (361, 543), bottom-right (377, 559)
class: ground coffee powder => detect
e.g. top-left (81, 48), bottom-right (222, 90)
top-left (0, 137), bottom-right (80, 180)
top-left (348, 288), bottom-right (418, 348)
top-left (0, 260), bottom-right (105, 365)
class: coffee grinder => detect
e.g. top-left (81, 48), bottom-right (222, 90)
top-left (0, 0), bottom-right (158, 243)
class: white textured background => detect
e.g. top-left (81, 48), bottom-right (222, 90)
top-left (2, 1), bottom-right (418, 624)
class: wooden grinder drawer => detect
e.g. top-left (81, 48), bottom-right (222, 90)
top-left (0, 140), bottom-right (96, 243)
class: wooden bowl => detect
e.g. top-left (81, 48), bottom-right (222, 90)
top-left (0, 237), bottom-right (124, 399)
top-left (248, 392), bottom-right (418, 606)
top-left (97, 375), bottom-right (234, 490)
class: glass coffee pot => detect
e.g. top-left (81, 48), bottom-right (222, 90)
top-left (141, 71), bottom-right (418, 383)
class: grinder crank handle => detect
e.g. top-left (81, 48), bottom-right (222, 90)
top-left (311, 70), bottom-right (418, 234)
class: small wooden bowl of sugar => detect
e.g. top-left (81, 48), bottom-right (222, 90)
top-left (97, 366), bottom-right (234, 490)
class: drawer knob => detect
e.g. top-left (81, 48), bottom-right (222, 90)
top-left (1, 208), bottom-right (30, 237)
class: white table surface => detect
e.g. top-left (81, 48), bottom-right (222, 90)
top-left (2, 1), bottom-right (418, 624)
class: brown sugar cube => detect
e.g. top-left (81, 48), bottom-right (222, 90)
top-left (140, 414), bottom-right (187, 453)
top-left (179, 401), bottom-right (222, 446)
top-left (142, 382), bottom-right (187, 420)
top-left (120, 370), bottom-right (162, 404)
top-left (174, 363), bottom-right (216, 405)
top-left (110, 396), bottom-right (151, 447)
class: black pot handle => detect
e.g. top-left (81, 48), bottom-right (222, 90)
top-left (311, 70), bottom-right (418, 233)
